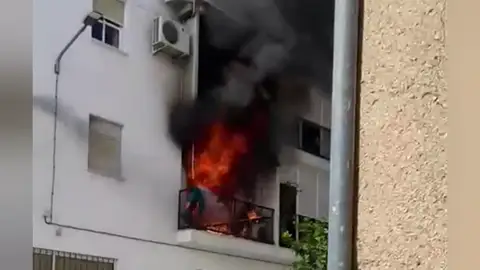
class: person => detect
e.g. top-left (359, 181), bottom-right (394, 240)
top-left (182, 186), bottom-right (205, 229)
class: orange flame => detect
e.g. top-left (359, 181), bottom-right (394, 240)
top-left (247, 210), bottom-right (260, 220)
top-left (206, 224), bottom-right (230, 235)
top-left (187, 122), bottom-right (248, 191)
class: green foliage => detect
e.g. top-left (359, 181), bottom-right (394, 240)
top-left (281, 218), bottom-right (329, 270)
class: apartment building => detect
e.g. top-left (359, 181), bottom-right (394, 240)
top-left (32, 0), bottom-right (333, 270)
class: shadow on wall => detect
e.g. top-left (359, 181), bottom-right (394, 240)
top-left (32, 95), bottom-right (182, 183)
top-left (33, 95), bottom-right (89, 143)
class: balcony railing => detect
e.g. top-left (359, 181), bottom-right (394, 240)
top-left (178, 188), bottom-right (275, 244)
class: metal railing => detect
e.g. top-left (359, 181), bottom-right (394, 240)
top-left (177, 188), bottom-right (275, 244)
top-left (33, 248), bottom-right (116, 270)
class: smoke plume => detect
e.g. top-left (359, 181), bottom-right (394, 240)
top-left (168, 0), bottom-right (334, 202)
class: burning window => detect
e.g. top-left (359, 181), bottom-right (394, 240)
top-left (170, 0), bottom-right (331, 244)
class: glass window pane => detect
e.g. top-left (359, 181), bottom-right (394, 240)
top-left (105, 25), bottom-right (120, 48)
top-left (92, 21), bottom-right (103, 41)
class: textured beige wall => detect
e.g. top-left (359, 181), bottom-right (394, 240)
top-left (357, 0), bottom-right (447, 269)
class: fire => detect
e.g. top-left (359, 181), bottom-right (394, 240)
top-left (204, 210), bottom-right (263, 239)
top-left (181, 97), bottom-right (271, 241)
top-left (206, 223), bottom-right (230, 235)
top-left (247, 209), bottom-right (260, 221)
top-left (187, 122), bottom-right (248, 192)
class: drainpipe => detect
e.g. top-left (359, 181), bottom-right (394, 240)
top-left (47, 11), bottom-right (101, 222)
top-left (327, 0), bottom-right (360, 268)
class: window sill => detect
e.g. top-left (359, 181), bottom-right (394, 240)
top-left (295, 149), bottom-right (330, 171)
top-left (176, 229), bottom-right (295, 265)
top-left (91, 38), bottom-right (128, 57)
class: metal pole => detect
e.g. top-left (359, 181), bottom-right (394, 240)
top-left (54, 24), bottom-right (88, 75)
top-left (49, 22), bottom-right (91, 222)
top-left (327, 0), bottom-right (360, 268)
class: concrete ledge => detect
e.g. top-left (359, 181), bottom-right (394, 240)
top-left (176, 229), bottom-right (295, 265)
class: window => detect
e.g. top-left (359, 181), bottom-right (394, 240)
top-left (33, 248), bottom-right (116, 270)
top-left (92, 0), bottom-right (125, 48)
top-left (296, 118), bottom-right (331, 160)
top-left (88, 115), bottom-right (123, 179)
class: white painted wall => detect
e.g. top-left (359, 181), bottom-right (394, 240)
top-left (32, 0), bottom-right (330, 269)
top-left (278, 89), bottom-right (331, 222)
top-left (296, 90), bottom-right (331, 221)
top-left (32, 0), bottom-right (290, 269)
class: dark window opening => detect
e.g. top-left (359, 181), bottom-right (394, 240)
top-left (105, 24), bottom-right (120, 48)
top-left (92, 22), bottom-right (103, 41)
top-left (297, 118), bottom-right (331, 160)
top-left (91, 18), bottom-right (121, 48)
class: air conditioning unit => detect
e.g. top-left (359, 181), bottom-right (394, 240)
top-left (152, 16), bottom-right (190, 59)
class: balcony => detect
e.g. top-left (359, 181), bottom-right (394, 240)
top-left (175, 188), bottom-right (295, 264)
top-left (177, 188), bottom-right (275, 244)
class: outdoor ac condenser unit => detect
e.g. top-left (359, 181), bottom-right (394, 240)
top-left (152, 16), bottom-right (190, 59)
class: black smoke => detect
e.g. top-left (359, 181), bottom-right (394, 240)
top-left (168, 0), bottom-right (334, 201)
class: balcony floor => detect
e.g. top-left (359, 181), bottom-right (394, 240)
top-left (176, 229), bottom-right (295, 265)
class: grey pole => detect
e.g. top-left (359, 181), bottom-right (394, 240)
top-left (327, 0), bottom-right (360, 268)
top-left (48, 12), bottom-right (101, 222)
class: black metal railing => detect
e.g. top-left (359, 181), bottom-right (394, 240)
top-left (178, 188), bottom-right (275, 245)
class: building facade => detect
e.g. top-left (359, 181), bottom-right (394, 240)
top-left (357, 0), bottom-right (447, 268)
top-left (32, 1), bottom-right (332, 270)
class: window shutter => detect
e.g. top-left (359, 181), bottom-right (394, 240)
top-left (33, 253), bottom-right (53, 270)
top-left (93, 0), bottom-right (125, 25)
top-left (88, 115), bottom-right (122, 178)
top-left (55, 256), bottom-right (66, 270)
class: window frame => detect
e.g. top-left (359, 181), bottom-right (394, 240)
top-left (92, 17), bottom-right (123, 49)
top-left (296, 117), bottom-right (331, 161)
top-left (87, 114), bottom-right (123, 180)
